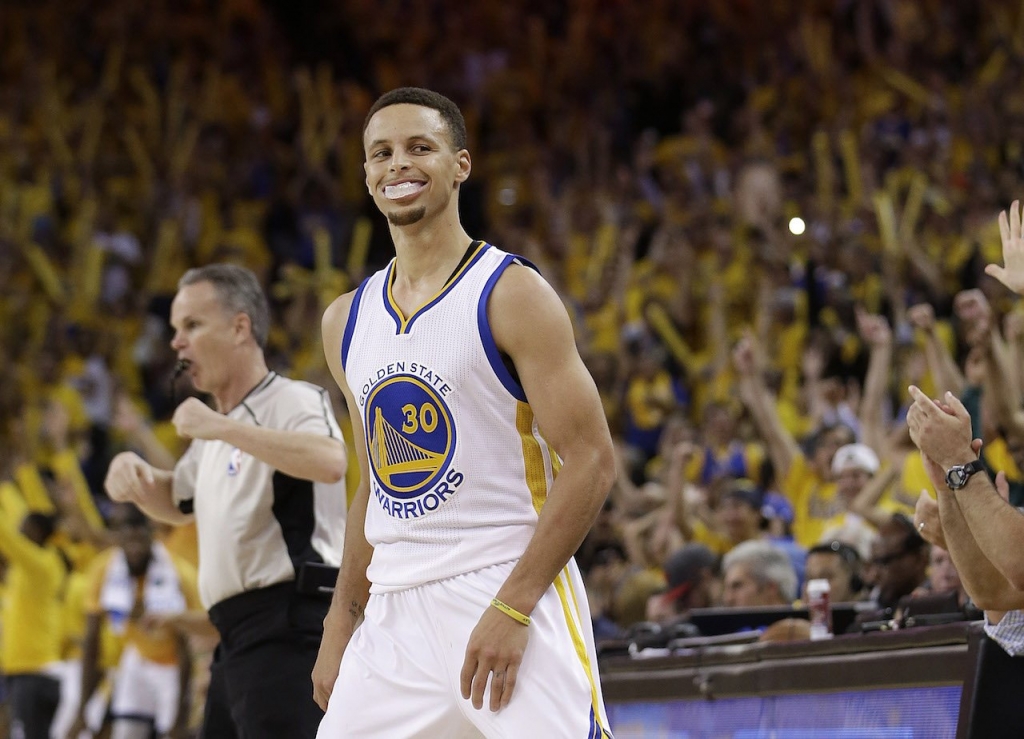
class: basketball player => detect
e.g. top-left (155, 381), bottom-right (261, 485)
top-left (313, 87), bottom-right (616, 737)
top-left (104, 264), bottom-right (348, 738)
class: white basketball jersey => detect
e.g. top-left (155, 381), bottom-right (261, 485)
top-left (342, 242), bottom-right (560, 592)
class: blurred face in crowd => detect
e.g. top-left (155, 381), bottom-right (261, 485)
top-left (871, 529), bottom-right (929, 606)
top-left (722, 563), bottom-right (783, 608)
top-left (812, 426), bottom-right (854, 477)
top-left (929, 546), bottom-right (962, 596)
top-left (834, 465), bottom-right (871, 502)
top-left (363, 103), bottom-right (470, 228)
top-left (108, 503), bottom-right (153, 576)
top-left (170, 280), bottom-right (249, 396)
top-left (717, 496), bottom-right (760, 544)
top-left (804, 551), bottom-right (858, 603)
top-left (704, 404), bottom-right (736, 446)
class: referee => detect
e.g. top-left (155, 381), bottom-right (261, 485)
top-left (105, 264), bottom-right (347, 739)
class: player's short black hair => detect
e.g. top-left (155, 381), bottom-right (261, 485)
top-left (363, 87), bottom-right (468, 151)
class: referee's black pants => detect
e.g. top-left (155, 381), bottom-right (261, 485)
top-left (202, 582), bottom-right (329, 739)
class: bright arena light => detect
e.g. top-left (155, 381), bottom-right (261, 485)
top-left (789, 217), bottom-right (806, 235)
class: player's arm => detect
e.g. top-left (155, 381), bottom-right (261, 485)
top-left (461, 264), bottom-right (615, 712)
top-left (171, 400), bottom-right (346, 484)
top-left (492, 264), bottom-right (614, 612)
top-left (312, 291), bottom-right (374, 711)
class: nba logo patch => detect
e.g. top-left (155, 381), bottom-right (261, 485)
top-left (227, 447), bottom-right (243, 476)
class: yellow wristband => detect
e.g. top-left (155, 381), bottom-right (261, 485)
top-left (490, 598), bottom-right (531, 626)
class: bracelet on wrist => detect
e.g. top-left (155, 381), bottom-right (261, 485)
top-left (490, 597), bottom-right (531, 626)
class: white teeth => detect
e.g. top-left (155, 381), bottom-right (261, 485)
top-left (384, 181), bottom-right (424, 200)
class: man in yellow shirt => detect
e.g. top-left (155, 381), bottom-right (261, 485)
top-left (0, 490), bottom-right (66, 739)
top-left (75, 502), bottom-right (204, 739)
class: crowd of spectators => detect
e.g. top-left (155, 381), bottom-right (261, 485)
top-left (3, 0), bottom-right (1024, 734)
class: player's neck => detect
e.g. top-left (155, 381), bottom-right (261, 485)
top-left (389, 206), bottom-right (471, 284)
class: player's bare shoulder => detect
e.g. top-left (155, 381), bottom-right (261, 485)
top-left (322, 289), bottom-right (360, 378)
top-left (487, 261), bottom-right (571, 355)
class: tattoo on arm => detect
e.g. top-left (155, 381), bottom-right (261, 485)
top-left (349, 600), bottom-right (364, 619)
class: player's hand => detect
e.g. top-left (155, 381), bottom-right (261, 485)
top-left (104, 451), bottom-right (157, 503)
top-left (460, 604), bottom-right (530, 712)
top-left (312, 625), bottom-right (351, 711)
top-left (988, 199), bottom-right (1024, 295)
top-left (172, 397), bottom-right (226, 440)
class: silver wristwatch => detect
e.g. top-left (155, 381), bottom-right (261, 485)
top-left (944, 459), bottom-right (985, 490)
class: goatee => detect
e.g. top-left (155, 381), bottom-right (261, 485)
top-left (387, 206), bottom-right (427, 226)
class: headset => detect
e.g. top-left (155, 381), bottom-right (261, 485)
top-left (808, 540), bottom-right (865, 596)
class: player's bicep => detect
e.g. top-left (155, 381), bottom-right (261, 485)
top-left (322, 292), bottom-right (372, 492)
top-left (489, 267), bottom-right (610, 457)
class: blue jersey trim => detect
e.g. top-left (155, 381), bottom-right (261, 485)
top-left (341, 277), bottom-right (371, 371)
top-left (477, 254), bottom-right (537, 403)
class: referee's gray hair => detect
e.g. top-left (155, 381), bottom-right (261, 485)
top-left (178, 264), bottom-right (270, 349)
top-left (722, 539), bottom-right (798, 602)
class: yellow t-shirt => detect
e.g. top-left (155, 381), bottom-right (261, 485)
top-left (83, 547), bottom-right (202, 666)
top-left (689, 519), bottom-right (735, 556)
top-left (781, 454), bottom-right (842, 548)
top-left (0, 491), bottom-right (66, 673)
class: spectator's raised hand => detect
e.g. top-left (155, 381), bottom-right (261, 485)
top-left (41, 400), bottom-right (70, 451)
top-left (732, 334), bottom-right (758, 377)
top-left (855, 307), bottom-right (893, 348)
top-left (113, 392), bottom-right (145, 436)
top-left (987, 200), bottom-right (1024, 295)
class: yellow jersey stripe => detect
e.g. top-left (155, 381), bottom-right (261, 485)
top-left (517, 405), bottom-right (608, 735)
top-left (554, 568), bottom-right (610, 737)
top-left (516, 402), bottom-right (549, 514)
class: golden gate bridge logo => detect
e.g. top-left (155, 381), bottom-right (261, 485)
top-left (365, 375), bottom-right (455, 498)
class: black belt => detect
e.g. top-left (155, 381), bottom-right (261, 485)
top-left (296, 561), bottom-right (339, 597)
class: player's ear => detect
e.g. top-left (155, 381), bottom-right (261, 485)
top-left (454, 150), bottom-right (471, 185)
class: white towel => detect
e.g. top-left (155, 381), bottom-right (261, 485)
top-left (98, 541), bottom-right (186, 634)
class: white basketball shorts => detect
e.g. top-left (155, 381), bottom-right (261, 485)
top-left (317, 559), bottom-right (613, 738)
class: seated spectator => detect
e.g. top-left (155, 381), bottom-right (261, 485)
top-left (868, 513), bottom-right (930, 615)
top-left (721, 540), bottom-right (798, 608)
top-left (646, 543), bottom-right (719, 625)
top-left (803, 541), bottom-right (867, 604)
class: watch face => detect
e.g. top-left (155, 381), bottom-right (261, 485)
top-left (946, 468), bottom-right (968, 488)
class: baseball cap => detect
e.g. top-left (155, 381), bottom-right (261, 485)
top-left (662, 543), bottom-right (717, 604)
top-left (831, 443), bottom-right (880, 475)
top-left (761, 491), bottom-right (795, 524)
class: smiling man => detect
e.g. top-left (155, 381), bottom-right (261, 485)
top-left (104, 264), bottom-right (348, 738)
top-left (313, 87), bottom-right (615, 738)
